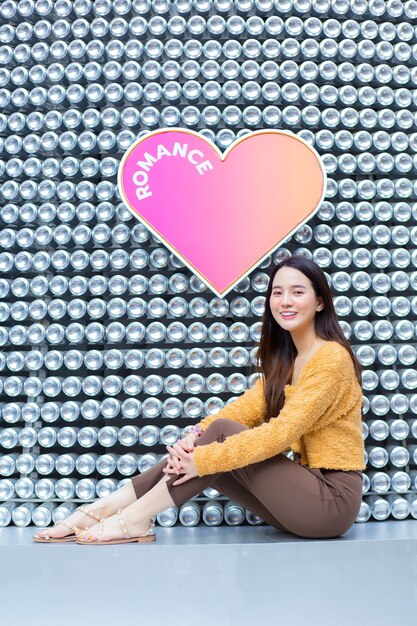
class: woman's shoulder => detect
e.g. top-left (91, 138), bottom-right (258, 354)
top-left (311, 340), bottom-right (354, 369)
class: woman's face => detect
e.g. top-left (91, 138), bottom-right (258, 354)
top-left (269, 266), bottom-right (323, 333)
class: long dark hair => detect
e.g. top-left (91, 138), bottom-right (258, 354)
top-left (255, 255), bottom-right (363, 420)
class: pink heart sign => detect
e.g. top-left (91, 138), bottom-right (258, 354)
top-left (118, 128), bottom-right (326, 297)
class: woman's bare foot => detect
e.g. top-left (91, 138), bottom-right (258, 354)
top-left (33, 481), bottom-right (138, 540)
top-left (77, 509), bottom-right (153, 543)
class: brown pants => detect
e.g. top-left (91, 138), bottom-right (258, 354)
top-left (130, 418), bottom-right (363, 539)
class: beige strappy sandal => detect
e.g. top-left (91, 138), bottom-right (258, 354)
top-left (32, 505), bottom-right (106, 543)
top-left (76, 508), bottom-right (156, 545)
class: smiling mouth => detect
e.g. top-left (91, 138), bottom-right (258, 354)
top-left (280, 312), bottom-right (298, 319)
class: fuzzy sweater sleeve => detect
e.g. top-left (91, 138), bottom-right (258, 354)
top-left (195, 376), bottom-right (266, 431)
top-left (193, 354), bottom-right (348, 476)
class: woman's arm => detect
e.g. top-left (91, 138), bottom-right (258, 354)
top-left (195, 376), bottom-right (266, 432)
top-left (193, 356), bottom-right (348, 476)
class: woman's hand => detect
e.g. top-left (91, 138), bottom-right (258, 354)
top-left (163, 432), bottom-right (197, 475)
top-left (177, 432), bottom-right (198, 453)
top-left (163, 441), bottom-right (198, 485)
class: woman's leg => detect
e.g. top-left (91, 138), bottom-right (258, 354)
top-left (35, 440), bottom-right (175, 539)
top-left (160, 418), bottom-right (362, 538)
top-left (130, 465), bottom-right (288, 532)
top-left (161, 421), bottom-right (291, 531)
top-left (76, 419), bottom-right (305, 541)
top-left (192, 419), bottom-right (362, 539)
top-left (77, 417), bottom-right (362, 541)
top-left (39, 433), bottom-right (210, 540)
top-left (78, 421), bottom-right (265, 541)
top-left (36, 418), bottom-right (275, 540)
top-left (209, 472), bottom-right (292, 532)
top-left (130, 458), bottom-right (174, 499)
top-left (33, 479), bottom-right (141, 539)
top-left (209, 446), bottom-right (363, 538)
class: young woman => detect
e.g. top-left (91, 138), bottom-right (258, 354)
top-left (33, 255), bottom-right (365, 544)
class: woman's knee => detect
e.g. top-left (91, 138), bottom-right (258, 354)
top-left (205, 418), bottom-right (250, 435)
top-left (194, 418), bottom-right (249, 446)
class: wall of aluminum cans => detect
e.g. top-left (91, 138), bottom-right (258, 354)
top-left (0, 0), bottom-right (417, 528)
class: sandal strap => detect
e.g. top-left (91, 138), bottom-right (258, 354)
top-left (116, 508), bottom-right (130, 539)
top-left (60, 520), bottom-right (79, 533)
top-left (53, 520), bottom-right (79, 533)
top-left (98, 519), bottom-right (104, 543)
top-left (53, 505), bottom-right (104, 533)
top-left (116, 509), bottom-right (156, 539)
top-left (144, 520), bottom-right (156, 536)
top-left (77, 505), bottom-right (104, 523)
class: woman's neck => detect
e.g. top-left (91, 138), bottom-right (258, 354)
top-left (291, 332), bottom-right (320, 358)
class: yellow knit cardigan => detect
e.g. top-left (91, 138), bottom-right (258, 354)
top-left (193, 341), bottom-right (366, 476)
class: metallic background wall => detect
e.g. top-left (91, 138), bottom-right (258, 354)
top-left (0, 0), bottom-right (416, 527)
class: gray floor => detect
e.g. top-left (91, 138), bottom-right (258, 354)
top-left (1, 521), bottom-right (416, 626)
